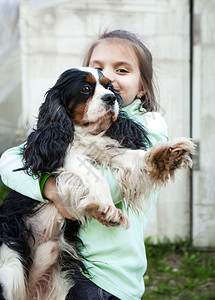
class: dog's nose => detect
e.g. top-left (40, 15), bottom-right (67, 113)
top-left (102, 94), bottom-right (116, 106)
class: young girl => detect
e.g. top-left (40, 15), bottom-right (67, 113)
top-left (0, 30), bottom-right (168, 300)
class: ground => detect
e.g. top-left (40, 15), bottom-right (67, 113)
top-left (143, 238), bottom-right (215, 300)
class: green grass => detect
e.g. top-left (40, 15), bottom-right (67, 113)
top-left (0, 179), bottom-right (10, 204)
top-left (143, 237), bottom-right (215, 299)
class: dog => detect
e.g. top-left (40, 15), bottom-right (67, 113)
top-left (0, 67), bottom-right (195, 300)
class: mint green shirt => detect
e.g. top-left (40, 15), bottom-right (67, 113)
top-left (0, 99), bottom-right (168, 299)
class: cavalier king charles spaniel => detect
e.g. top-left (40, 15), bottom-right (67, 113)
top-left (0, 67), bottom-right (195, 300)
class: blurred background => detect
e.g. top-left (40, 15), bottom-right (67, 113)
top-left (0, 0), bottom-right (214, 248)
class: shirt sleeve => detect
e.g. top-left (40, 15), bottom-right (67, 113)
top-left (0, 144), bottom-right (120, 205)
top-left (94, 165), bottom-right (121, 205)
top-left (0, 144), bottom-right (46, 202)
top-left (141, 112), bottom-right (168, 145)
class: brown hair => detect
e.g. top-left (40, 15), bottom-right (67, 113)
top-left (83, 30), bottom-right (158, 112)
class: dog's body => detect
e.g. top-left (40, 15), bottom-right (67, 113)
top-left (0, 67), bottom-right (195, 300)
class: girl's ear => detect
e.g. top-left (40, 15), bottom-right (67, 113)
top-left (106, 110), bottom-right (151, 150)
top-left (137, 88), bottom-right (146, 99)
top-left (21, 88), bottom-right (74, 177)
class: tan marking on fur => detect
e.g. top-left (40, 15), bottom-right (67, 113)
top-left (112, 114), bottom-right (118, 122)
top-left (100, 76), bottom-right (109, 86)
top-left (68, 101), bottom-right (74, 111)
top-left (84, 203), bottom-right (100, 213)
top-left (70, 103), bottom-right (89, 125)
top-left (85, 74), bottom-right (96, 83)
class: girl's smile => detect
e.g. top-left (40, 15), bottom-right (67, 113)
top-left (89, 41), bottom-right (144, 107)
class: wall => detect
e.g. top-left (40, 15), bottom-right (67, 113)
top-left (192, 0), bottom-right (215, 247)
top-left (0, 0), bottom-right (21, 153)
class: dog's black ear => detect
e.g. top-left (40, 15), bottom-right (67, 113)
top-left (106, 110), bottom-right (151, 150)
top-left (19, 87), bottom-right (74, 177)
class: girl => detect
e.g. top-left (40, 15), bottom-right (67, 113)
top-left (0, 30), bottom-right (168, 300)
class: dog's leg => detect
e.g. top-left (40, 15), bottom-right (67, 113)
top-left (26, 203), bottom-right (69, 299)
top-left (109, 138), bottom-right (195, 213)
top-left (28, 241), bottom-right (66, 300)
top-left (56, 153), bottom-right (130, 229)
top-left (144, 138), bottom-right (195, 185)
top-left (0, 244), bottom-right (28, 300)
top-left (29, 241), bottom-right (59, 288)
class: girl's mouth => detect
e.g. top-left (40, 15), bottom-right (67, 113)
top-left (113, 88), bottom-right (120, 94)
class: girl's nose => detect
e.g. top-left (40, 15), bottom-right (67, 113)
top-left (102, 68), bottom-right (115, 82)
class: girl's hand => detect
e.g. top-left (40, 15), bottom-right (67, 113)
top-left (43, 176), bottom-right (74, 220)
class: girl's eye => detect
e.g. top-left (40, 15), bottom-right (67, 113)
top-left (95, 67), bottom-right (102, 71)
top-left (81, 85), bottom-right (91, 94)
top-left (117, 69), bottom-right (128, 73)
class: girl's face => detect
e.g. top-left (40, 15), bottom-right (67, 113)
top-left (89, 41), bottom-right (144, 107)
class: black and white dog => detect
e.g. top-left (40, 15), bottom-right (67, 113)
top-left (0, 67), bottom-right (195, 300)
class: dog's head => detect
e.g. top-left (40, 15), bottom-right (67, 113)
top-left (21, 67), bottom-right (149, 176)
top-left (21, 68), bottom-right (122, 175)
top-left (60, 67), bottom-right (121, 132)
top-left (45, 67), bottom-right (122, 134)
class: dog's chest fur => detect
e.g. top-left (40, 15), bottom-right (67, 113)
top-left (69, 130), bottom-right (122, 164)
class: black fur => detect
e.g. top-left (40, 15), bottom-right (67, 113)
top-left (20, 91), bottom-right (74, 177)
top-left (0, 191), bottom-right (88, 280)
top-left (106, 110), bottom-right (151, 150)
top-left (60, 219), bottom-right (89, 281)
top-left (0, 283), bottom-right (6, 300)
top-left (0, 191), bottom-right (41, 273)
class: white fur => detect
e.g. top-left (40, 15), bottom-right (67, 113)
top-left (0, 244), bottom-right (27, 300)
top-left (56, 133), bottom-right (151, 223)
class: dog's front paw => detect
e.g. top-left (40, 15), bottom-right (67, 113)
top-left (85, 203), bottom-right (130, 229)
top-left (145, 138), bottom-right (196, 184)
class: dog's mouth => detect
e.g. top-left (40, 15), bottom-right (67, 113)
top-left (83, 110), bottom-right (117, 129)
top-left (77, 109), bottom-right (118, 136)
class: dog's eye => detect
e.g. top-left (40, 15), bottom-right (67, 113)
top-left (81, 85), bottom-right (92, 94)
top-left (107, 85), bottom-right (113, 92)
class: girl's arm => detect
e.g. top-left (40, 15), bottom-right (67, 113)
top-left (0, 144), bottom-right (121, 217)
top-left (0, 145), bottom-right (44, 202)
top-left (43, 176), bottom-right (74, 219)
top-left (0, 145), bottom-right (72, 218)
